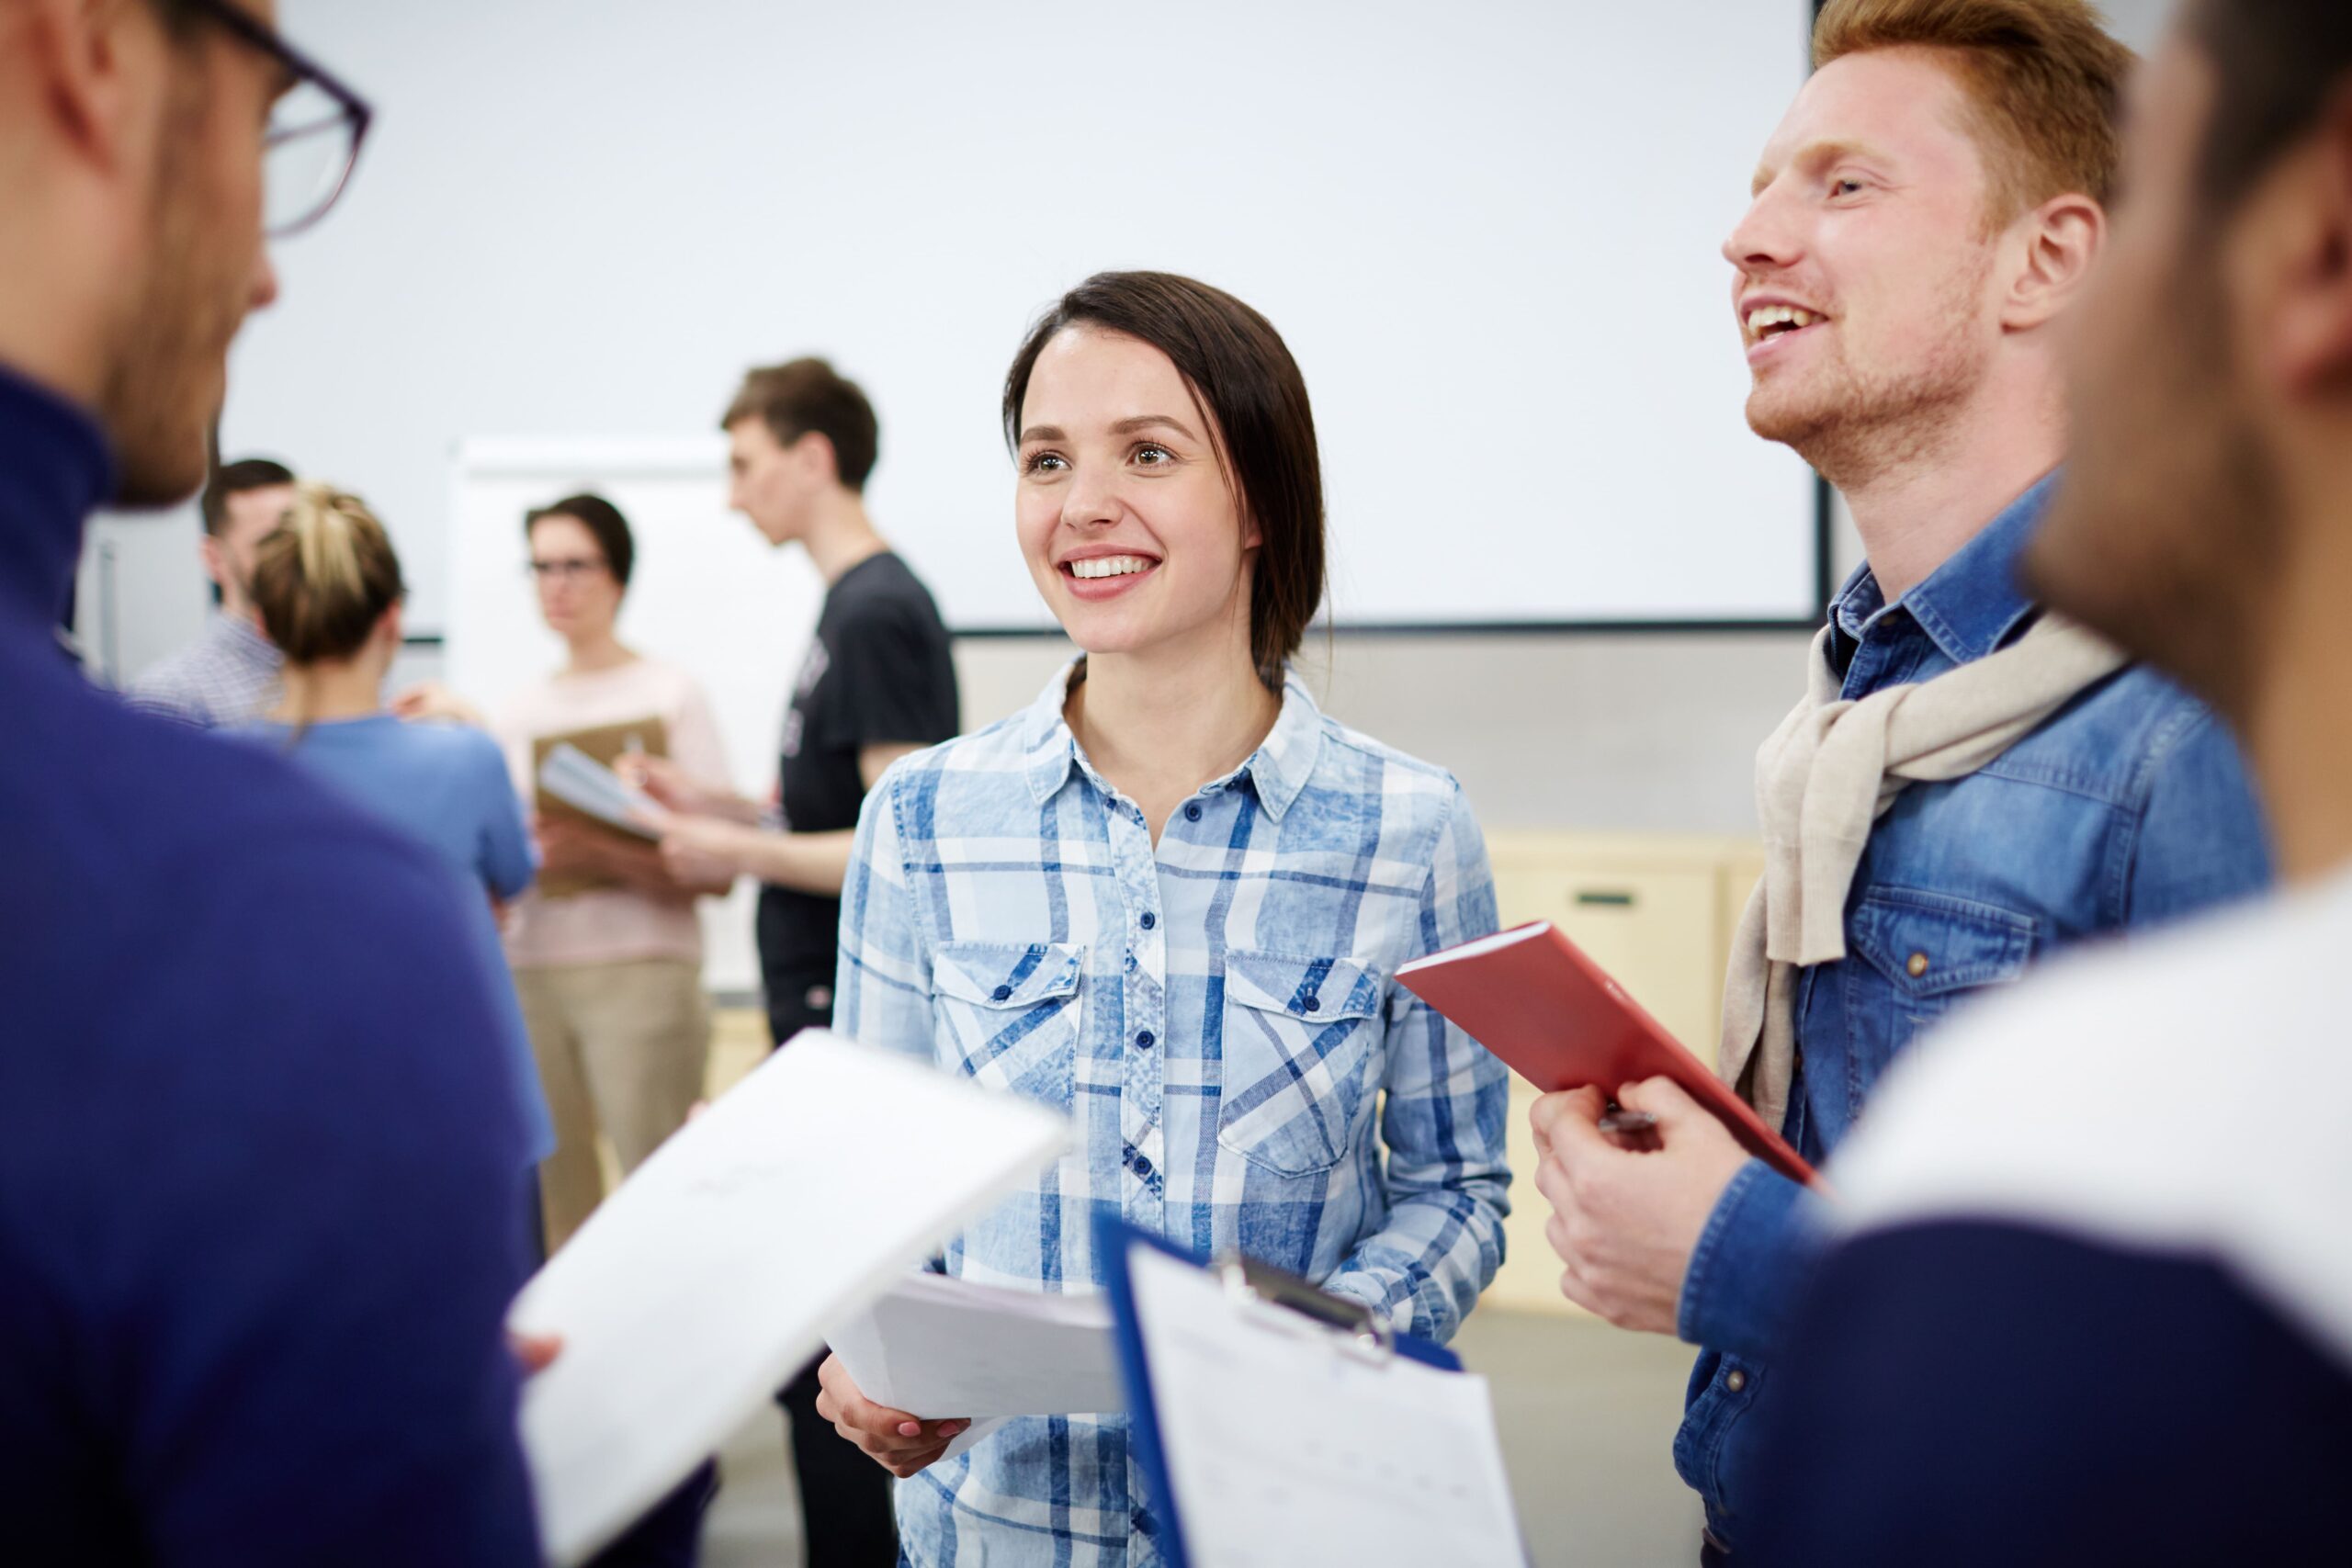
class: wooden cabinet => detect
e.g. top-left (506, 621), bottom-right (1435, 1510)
top-left (1476, 830), bottom-right (1762, 1316)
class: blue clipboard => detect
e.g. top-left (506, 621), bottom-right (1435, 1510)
top-left (1097, 1213), bottom-right (1464, 1568)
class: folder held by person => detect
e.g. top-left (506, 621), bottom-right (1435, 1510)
top-left (1100, 1217), bottom-right (1527, 1568)
top-left (1396, 921), bottom-right (1817, 1186)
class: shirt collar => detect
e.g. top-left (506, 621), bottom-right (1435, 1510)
top-left (212, 611), bottom-right (284, 667)
top-left (0, 361), bottom-right (116, 630)
top-left (1021, 659), bottom-right (1326, 821)
top-left (1828, 469), bottom-right (2060, 665)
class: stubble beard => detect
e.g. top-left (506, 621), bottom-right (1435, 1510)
top-left (99, 75), bottom-right (246, 510)
top-left (1744, 256), bottom-right (1993, 495)
top-left (2029, 251), bottom-right (2281, 728)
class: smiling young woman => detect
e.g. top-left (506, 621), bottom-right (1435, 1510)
top-left (809, 271), bottom-right (1514, 1567)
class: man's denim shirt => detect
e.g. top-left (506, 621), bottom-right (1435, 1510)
top-left (1676, 473), bottom-right (2273, 1548)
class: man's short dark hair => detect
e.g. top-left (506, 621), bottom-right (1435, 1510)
top-left (720, 358), bottom-right (880, 492)
top-left (2188, 0), bottom-right (2352, 216)
top-left (200, 457), bottom-right (296, 537)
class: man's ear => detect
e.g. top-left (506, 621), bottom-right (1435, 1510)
top-left (198, 530), bottom-right (229, 592)
top-left (795, 430), bottom-right (842, 490)
top-left (2267, 88), bottom-right (2352, 399)
top-left (26, 0), bottom-right (148, 174)
top-left (2004, 192), bottom-right (2106, 333)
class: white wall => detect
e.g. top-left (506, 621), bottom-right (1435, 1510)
top-left (85, 0), bottom-right (2187, 840)
top-left (221, 0), bottom-right (1822, 633)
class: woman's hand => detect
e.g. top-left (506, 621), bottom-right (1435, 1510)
top-left (618, 754), bottom-right (743, 820)
top-left (536, 817), bottom-right (614, 878)
top-left (656, 815), bottom-right (747, 888)
top-left (390, 680), bottom-right (487, 728)
top-left (812, 1352), bottom-right (968, 1479)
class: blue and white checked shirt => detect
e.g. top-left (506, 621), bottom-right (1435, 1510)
top-left (836, 661), bottom-right (1511, 1566)
top-left (124, 613), bottom-right (281, 728)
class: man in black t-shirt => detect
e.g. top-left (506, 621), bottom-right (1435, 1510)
top-left (760, 547), bottom-right (958, 1041)
top-left (635, 357), bottom-right (956, 1567)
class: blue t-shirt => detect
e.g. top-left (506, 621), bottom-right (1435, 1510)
top-left (240, 715), bottom-right (535, 900)
top-left (236, 715), bottom-right (554, 1161)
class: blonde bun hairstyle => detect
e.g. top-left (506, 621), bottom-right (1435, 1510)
top-left (248, 481), bottom-right (405, 666)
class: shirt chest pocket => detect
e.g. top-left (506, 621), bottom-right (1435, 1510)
top-left (1216, 950), bottom-right (1385, 1179)
top-left (1845, 888), bottom-right (2035, 1071)
top-left (930, 942), bottom-right (1086, 1106)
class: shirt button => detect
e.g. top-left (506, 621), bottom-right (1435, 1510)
top-left (1140, 912), bottom-right (1157, 931)
top-left (1905, 952), bottom-right (1929, 979)
top-left (1725, 1369), bottom-right (1748, 1393)
top-left (1184, 804), bottom-right (1203, 822)
top-left (1136, 1031), bottom-right (1155, 1050)
top-left (1133, 1154), bottom-right (1154, 1177)
top-left (991, 985), bottom-right (1012, 1001)
top-left (1301, 992), bottom-right (1322, 1013)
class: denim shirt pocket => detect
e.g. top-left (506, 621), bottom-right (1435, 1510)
top-left (1216, 950), bottom-right (1385, 1178)
top-left (1845, 887), bottom-right (2035, 1096)
top-left (931, 941), bottom-right (1086, 1105)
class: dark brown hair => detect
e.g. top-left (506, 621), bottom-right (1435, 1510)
top-left (1814, 0), bottom-right (2134, 223)
top-left (248, 481), bottom-right (404, 665)
top-left (199, 457), bottom-right (295, 537)
top-left (1001, 271), bottom-right (1326, 688)
top-left (2187, 0), bottom-right (2352, 216)
top-left (720, 357), bottom-right (880, 491)
top-left (526, 492), bottom-right (635, 589)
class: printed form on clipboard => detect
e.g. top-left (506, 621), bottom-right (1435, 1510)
top-left (1101, 1218), bottom-right (1528, 1568)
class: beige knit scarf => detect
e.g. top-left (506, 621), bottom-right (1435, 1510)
top-left (1719, 613), bottom-right (2129, 1134)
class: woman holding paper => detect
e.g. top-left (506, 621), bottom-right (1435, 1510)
top-left (492, 493), bottom-right (732, 1251)
top-left (817, 271), bottom-right (1513, 1563)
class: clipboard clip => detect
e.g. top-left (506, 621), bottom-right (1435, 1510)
top-left (1215, 1253), bottom-right (1394, 1365)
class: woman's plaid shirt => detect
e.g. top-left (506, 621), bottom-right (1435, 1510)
top-left (835, 664), bottom-right (1511, 1566)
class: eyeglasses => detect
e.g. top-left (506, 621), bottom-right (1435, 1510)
top-left (183, 0), bottom-right (375, 237)
top-left (526, 558), bottom-right (611, 584)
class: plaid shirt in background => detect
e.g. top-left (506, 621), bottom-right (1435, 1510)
top-left (124, 614), bottom-right (282, 728)
top-left (837, 662), bottom-right (1511, 1567)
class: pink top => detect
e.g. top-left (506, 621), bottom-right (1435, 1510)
top-left (495, 658), bottom-right (729, 971)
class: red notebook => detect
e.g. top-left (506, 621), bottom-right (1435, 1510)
top-left (1396, 921), bottom-right (1818, 1187)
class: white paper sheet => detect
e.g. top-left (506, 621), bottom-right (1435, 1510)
top-left (1126, 1247), bottom-right (1528, 1568)
top-left (537, 741), bottom-right (664, 840)
top-left (510, 1034), bottom-right (1069, 1565)
top-left (828, 1272), bottom-right (1121, 1422)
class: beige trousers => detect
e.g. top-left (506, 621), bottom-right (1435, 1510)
top-left (516, 957), bottom-right (710, 1252)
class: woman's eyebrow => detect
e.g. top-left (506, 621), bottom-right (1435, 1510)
top-left (1018, 415), bottom-right (1201, 445)
top-left (1109, 414), bottom-right (1198, 441)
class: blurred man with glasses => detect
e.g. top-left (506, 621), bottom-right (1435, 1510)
top-left (0, 3), bottom-right (544, 1562)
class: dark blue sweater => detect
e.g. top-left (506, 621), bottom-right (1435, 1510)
top-left (0, 364), bottom-right (540, 1562)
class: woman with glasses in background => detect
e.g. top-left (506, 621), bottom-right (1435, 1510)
top-left (493, 494), bottom-right (733, 1253)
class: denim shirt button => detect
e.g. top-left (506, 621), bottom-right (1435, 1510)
top-left (1183, 803), bottom-right (1203, 822)
top-left (1139, 912), bottom-right (1157, 931)
top-left (1906, 952), bottom-right (1930, 978)
top-left (1724, 1368), bottom-right (1748, 1393)
top-left (1136, 1031), bottom-right (1155, 1050)
top-left (991, 985), bottom-right (1012, 1001)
